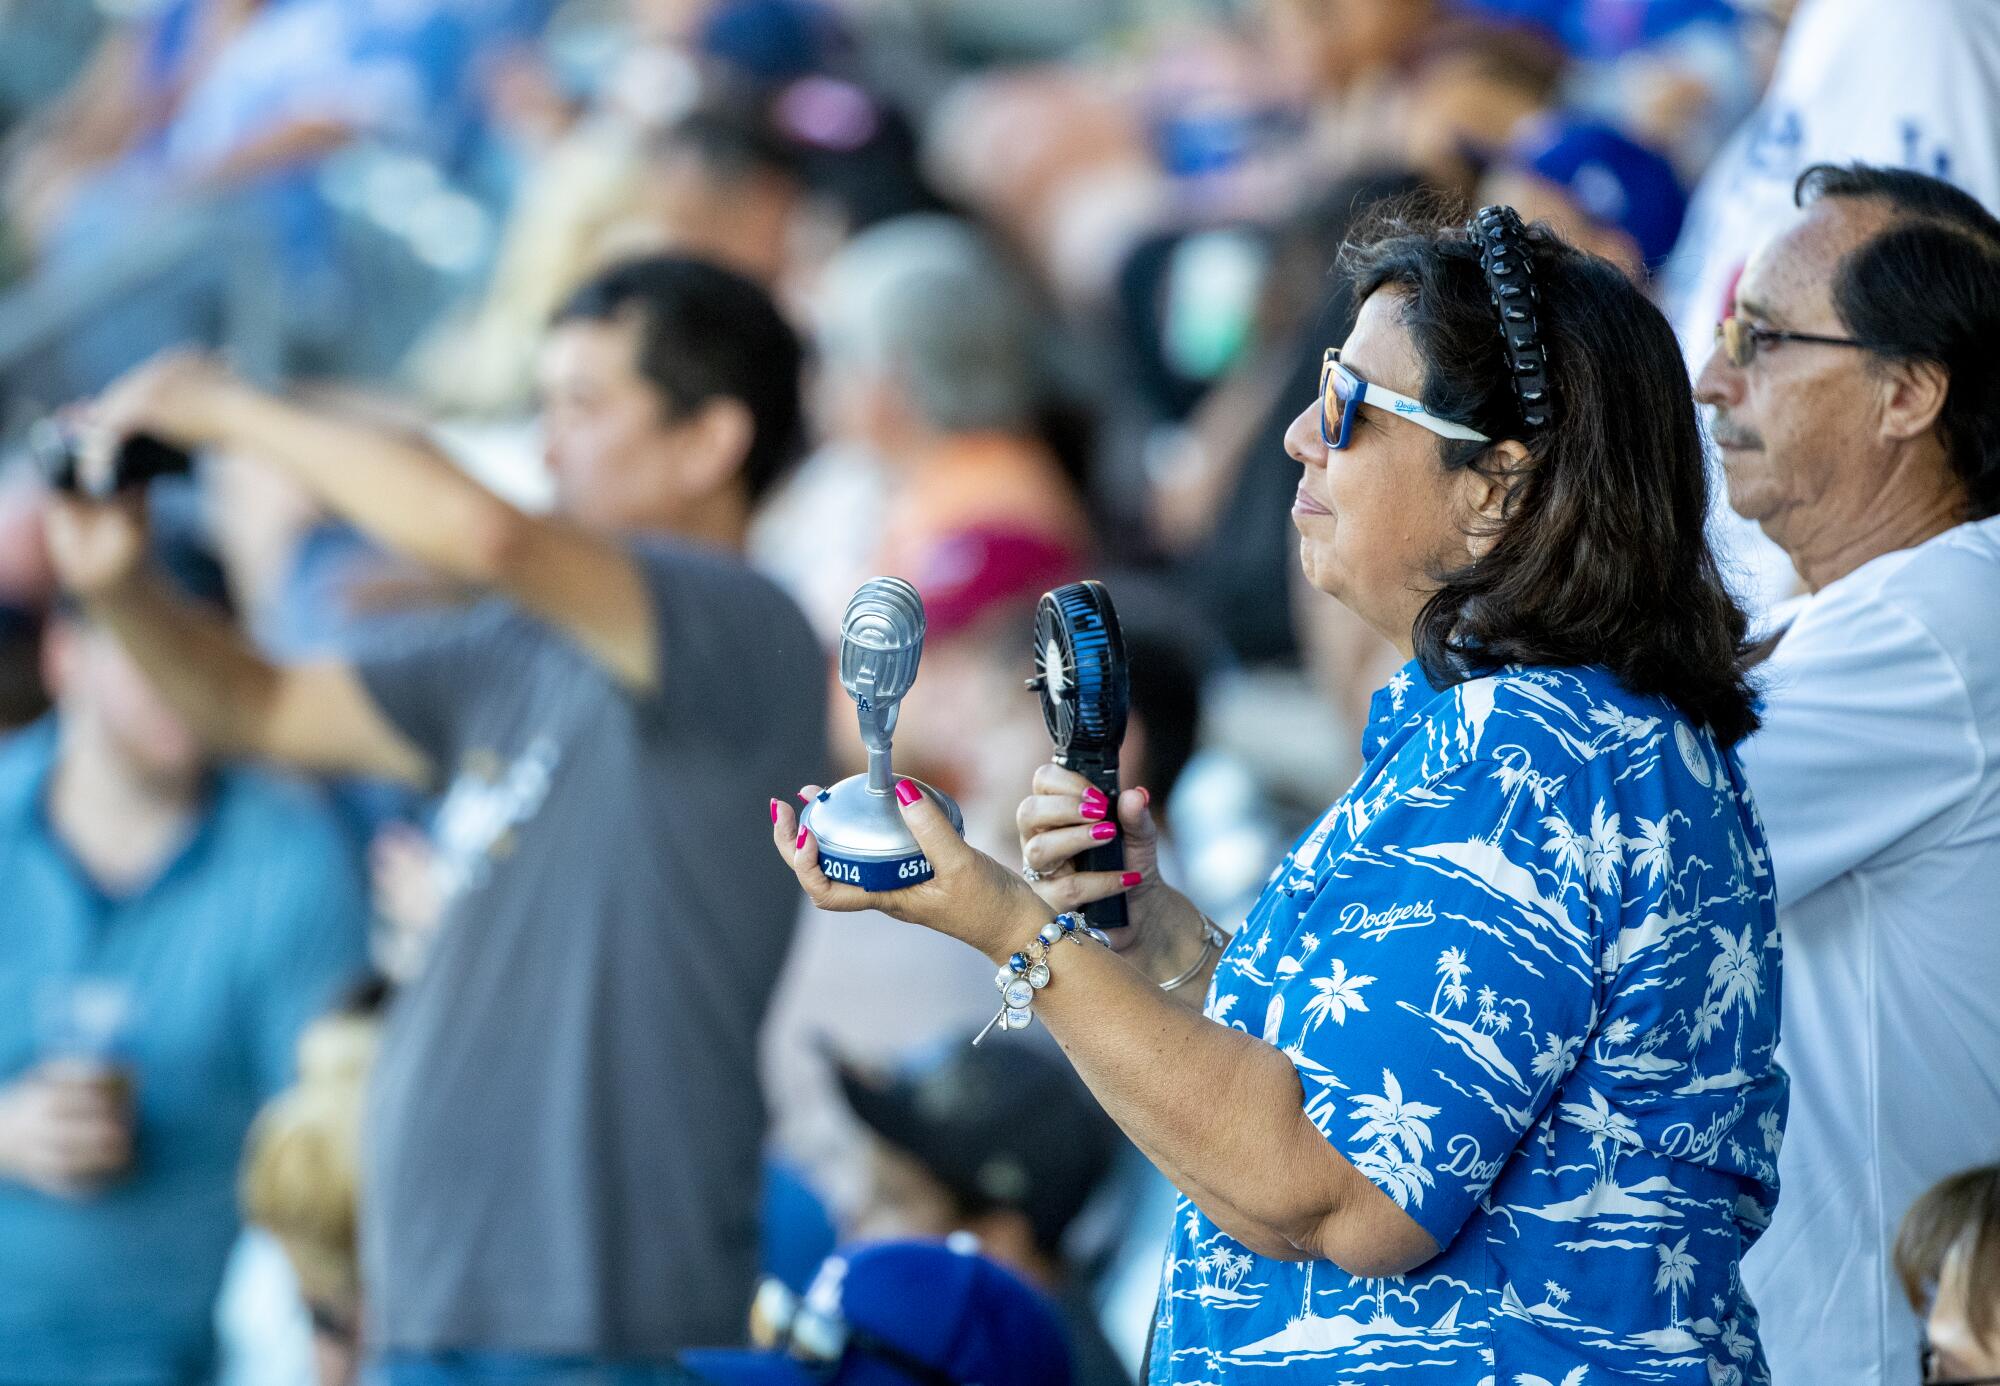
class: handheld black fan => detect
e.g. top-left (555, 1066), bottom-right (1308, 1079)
top-left (1027, 580), bottom-right (1130, 931)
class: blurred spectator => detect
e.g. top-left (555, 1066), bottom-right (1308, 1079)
top-left (1261, 0), bottom-right (1442, 174)
top-left (1696, 164), bottom-right (2000, 1386)
top-left (640, 101), bottom-right (808, 288)
top-left (1399, 19), bottom-right (1569, 198)
top-left (1479, 113), bottom-right (1689, 279)
top-left (836, 1042), bottom-right (1131, 1386)
top-left (0, 532), bottom-right (367, 1386)
top-left (760, 212), bottom-right (1089, 654)
top-left (41, 254), bottom-right (828, 1376)
top-left (681, 1240), bottom-right (1073, 1386)
top-left (2, 0), bottom-right (264, 252)
top-left (240, 974), bottom-right (390, 1386)
top-left (11, 0), bottom-right (529, 395)
top-left (829, 214), bottom-right (1087, 571)
top-left (1663, 0), bottom-right (2000, 610)
top-left (1896, 1164), bottom-right (2000, 1386)
top-left (920, 66), bottom-right (1164, 306)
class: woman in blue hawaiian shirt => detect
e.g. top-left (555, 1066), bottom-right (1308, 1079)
top-left (771, 207), bottom-right (1784, 1386)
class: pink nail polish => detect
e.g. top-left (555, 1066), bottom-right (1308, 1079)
top-left (769, 798), bottom-right (781, 824)
top-left (1080, 799), bottom-right (1106, 821)
top-left (895, 778), bottom-right (922, 807)
top-left (796, 826), bottom-right (808, 849)
top-left (1121, 871), bottom-right (1143, 888)
top-left (1091, 822), bottom-right (1118, 841)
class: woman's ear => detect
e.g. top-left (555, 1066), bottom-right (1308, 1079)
top-left (1459, 438), bottom-right (1531, 559)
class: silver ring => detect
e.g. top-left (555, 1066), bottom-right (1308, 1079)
top-left (1021, 864), bottom-right (1045, 883)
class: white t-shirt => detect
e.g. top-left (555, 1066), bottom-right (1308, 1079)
top-left (1662, 0), bottom-right (2000, 610)
top-left (1737, 516), bottom-right (2000, 1386)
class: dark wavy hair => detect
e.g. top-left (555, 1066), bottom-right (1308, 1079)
top-left (1795, 163), bottom-right (2000, 519)
top-left (1339, 209), bottom-right (1761, 745)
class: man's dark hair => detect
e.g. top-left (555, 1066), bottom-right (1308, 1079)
top-left (1340, 209), bottom-right (1760, 745)
top-left (553, 256), bottom-right (805, 505)
top-left (1795, 162), bottom-right (2000, 518)
top-left (649, 101), bottom-right (805, 186)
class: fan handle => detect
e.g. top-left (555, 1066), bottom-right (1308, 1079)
top-left (1063, 745), bottom-right (1128, 933)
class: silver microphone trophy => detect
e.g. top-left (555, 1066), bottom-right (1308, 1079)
top-left (801, 577), bottom-right (964, 890)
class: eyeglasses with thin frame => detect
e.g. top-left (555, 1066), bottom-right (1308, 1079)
top-left (1713, 313), bottom-right (1872, 369)
top-left (1921, 1339), bottom-right (2000, 1386)
top-left (1320, 347), bottom-right (1491, 451)
top-left (749, 1277), bottom-right (966, 1386)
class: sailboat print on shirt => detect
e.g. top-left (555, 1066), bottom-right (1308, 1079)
top-left (1156, 661), bottom-right (1783, 1385)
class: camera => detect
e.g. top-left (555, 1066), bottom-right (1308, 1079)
top-left (30, 420), bottom-right (193, 498)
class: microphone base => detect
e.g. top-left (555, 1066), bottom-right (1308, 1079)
top-left (801, 775), bottom-right (963, 892)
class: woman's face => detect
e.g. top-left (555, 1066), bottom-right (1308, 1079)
top-left (1284, 290), bottom-right (1488, 656)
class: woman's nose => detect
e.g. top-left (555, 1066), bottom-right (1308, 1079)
top-left (1283, 399), bottom-right (1326, 470)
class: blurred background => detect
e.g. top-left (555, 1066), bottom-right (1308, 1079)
top-left (2, 0), bottom-right (1992, 1381)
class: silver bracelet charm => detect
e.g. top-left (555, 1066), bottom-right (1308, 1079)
top-left (973, 912), bottom-right (1106, 1044)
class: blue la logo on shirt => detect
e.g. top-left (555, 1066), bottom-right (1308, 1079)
top-left (1156, 661), bottom-right (1785, 1386)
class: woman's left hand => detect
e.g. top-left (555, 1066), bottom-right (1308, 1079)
top-left (770, 780), bottom-right (1052, 963)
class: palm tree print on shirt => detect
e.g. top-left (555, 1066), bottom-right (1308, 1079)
top-left (1154, 662), bottom-right (1783, 1384)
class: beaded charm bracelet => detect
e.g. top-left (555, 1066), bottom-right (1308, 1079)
top-left (973, 912), bottom-right (1108, 1044)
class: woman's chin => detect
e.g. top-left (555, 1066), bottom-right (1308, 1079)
top-left (1296, 541), bottom-right (1344, 599)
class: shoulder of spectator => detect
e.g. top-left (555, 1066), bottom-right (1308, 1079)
top-left (209, 767), bottom-right (366, 875)
top-left (0, 718), bottom-right (57, 814)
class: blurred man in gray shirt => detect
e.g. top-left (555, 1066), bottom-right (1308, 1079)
top-left (45, 257), bottom-right (829, 1380)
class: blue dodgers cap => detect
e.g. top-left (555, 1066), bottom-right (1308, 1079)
top-left (681, 1241), bottom-right (1073, 1386)
top-left (1505, 114), bottom-right (1688, 269)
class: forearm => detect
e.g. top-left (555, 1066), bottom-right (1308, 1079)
top-left (1017, 925), bottom-right (1369, 1266)
top-left (193, 117), bottom-right (352, 189)
top-left (86, 571), bottom-right (281, 759)
top-left (209, 385), bottom-right (523, 582)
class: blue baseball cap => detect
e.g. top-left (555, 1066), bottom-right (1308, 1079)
top-left (680, 1241), bottom-right (1073, 1386)
top-left (1503, 113), bottom-right (1688, 269)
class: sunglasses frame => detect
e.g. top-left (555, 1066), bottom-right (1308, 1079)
top-left (1714, 314), bottom-right (1872, 369)
top-left (1320, 348), bottom-right (1492, 451)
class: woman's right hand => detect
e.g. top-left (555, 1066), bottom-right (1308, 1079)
top-left (1016, 764), bottom-right (1210, 988)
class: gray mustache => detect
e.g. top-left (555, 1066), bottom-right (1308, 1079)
top-left (1707, 413), bottom-right (1763, 450)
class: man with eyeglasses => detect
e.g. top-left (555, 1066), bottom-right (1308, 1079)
top-left (1694, 162), bottom-right (2000, 1386)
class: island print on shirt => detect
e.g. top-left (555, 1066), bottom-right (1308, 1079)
top-left (1154, 662), bottom-right (1784, 1386)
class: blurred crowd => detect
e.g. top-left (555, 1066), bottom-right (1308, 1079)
top-left (0, 1), bottom-right (1996, 1385)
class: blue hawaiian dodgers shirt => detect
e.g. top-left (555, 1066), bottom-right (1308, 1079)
top-left (1152, 662), bottom-right (1787, 1386)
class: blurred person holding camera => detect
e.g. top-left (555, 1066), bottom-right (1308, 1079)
top-left (1696, 163), bottom-right (2000, 1386)
top-left (42, 254), bottom-right (828, 1383)
top-left (0, 529), bottom-right (367, 1386)
top-left (773, 205), bottom-right (1785, 1383)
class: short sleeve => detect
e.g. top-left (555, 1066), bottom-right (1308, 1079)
top-left (1279, 759), bottom-right (1600, 1250)
top-left (627, 539), bottom-right (828, 750)
top-left (346, 603), bottom-right (525, 774)
top-left (1741, 595), bottom-right (1982, 906)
